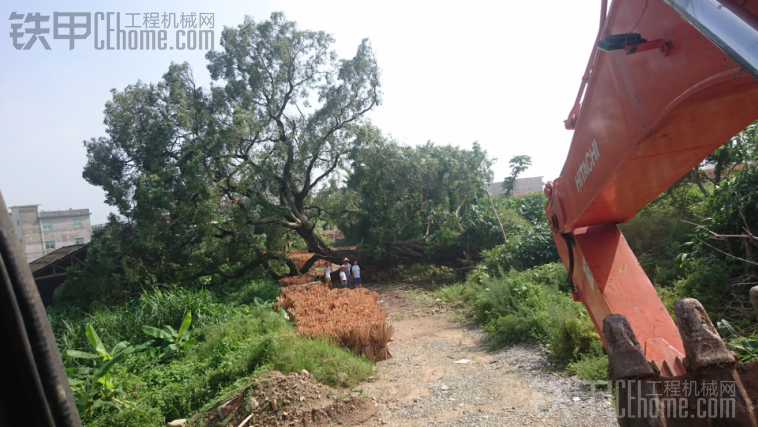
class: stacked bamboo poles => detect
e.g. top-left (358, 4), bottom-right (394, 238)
top-left (273, 284), bottom-right (393, 360)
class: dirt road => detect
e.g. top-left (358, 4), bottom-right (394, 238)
top-left (356, 284), bottom-right (617, 426)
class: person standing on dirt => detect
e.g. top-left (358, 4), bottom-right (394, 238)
top-left (342, 258), bottom-right (353, 288)
top-left (323, 262), bottom-right (332, 288)
top-left (351, 260), bottom-right (362, 288)
top-left (339, 266), bottom-right (348, 288)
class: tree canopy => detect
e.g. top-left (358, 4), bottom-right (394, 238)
top-left (346, 139), bottom-right (495, 266)
top-left (60, 13), bottom-right (382, 305)
top-left (58, 13), bottom-right (559, 308)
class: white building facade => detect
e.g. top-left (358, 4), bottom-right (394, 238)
top-left (8, 204), bottom-right (92, 262)
top-left (487, 176), bottom-right (544, 197)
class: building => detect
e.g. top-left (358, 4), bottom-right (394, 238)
top-left (8, 205), bottom-right (92, 262)
top-left (487, 176), bottom-right (544, 197)
top-left (29, 244), bottom-right (87, 306)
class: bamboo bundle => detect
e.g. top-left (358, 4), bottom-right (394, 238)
top-left (273, 284), bottom-right (393, 360)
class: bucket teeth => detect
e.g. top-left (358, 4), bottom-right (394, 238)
top-left (674, 298), bottom-right (735, 371)
top-left (604, 314), bottom-right (655, 380)
top-left (605, 297), bottom-right (758, 426)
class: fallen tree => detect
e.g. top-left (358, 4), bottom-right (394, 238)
top-left (65, 14), bottom-right (513, 307)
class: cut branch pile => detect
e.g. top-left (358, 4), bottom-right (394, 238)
top-left (274, 284), bottom-right (394, 360)
top-left (277, 275), bottom-right (319, 287)
top-left (288, 251), bottom-right (321, 271)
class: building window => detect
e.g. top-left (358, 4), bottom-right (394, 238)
top-left (76, 238), bottom-right (84, 245)
top-left (42, 221), bottom-right (52, 230)
top-left (74, 219), bottom-right (81, 227)
top-left (45, 241), bottom-right (55, 249)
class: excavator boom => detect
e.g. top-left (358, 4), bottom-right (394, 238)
top-left (546, 0), bottom-right (758, 424)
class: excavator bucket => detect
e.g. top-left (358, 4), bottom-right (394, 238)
top-left (605, 295), bottom-right (758, 426)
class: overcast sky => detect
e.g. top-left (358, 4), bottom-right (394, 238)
top-left (0, 0), bottom-right (599, 224)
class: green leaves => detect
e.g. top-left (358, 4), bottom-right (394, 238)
top-left (348, 139), bottom-right (495, 260)
top-left (65, 350), bottom-right (101, 359)
top-left (71, 12), bottom-right (385, 296)
top-left (142, 311), bottom-right (196, 359)
top-left (141, 325), bottom-right (172, 341)
top-left (717, 319), bottom-right (758, 362)
top-left (67, 324), bottom-right (134, 363)
top-left (177, 311), bottom-right (192, 338)
top-left (65, 324), bottom-right (135, 413)
top-left (502, 155), bottom-right (533, 198)
top-left (717, 319), bottom-right (740, 338)
top-left (86, 324), bottom-right (108, 359)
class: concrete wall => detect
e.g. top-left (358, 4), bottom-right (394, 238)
top-left (9, 205), bottom-right (92, 262)
top-left (513, 176), bottom-right (544, 195)
top-left (13, 205), bottom-right (45, 261)
top-left (487, 176), bottom-right (544, 197)
top-left (39, 209), bottom-right (92, 250)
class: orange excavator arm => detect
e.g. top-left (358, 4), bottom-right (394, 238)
top-left (545, 0), bottom-right (758, 386)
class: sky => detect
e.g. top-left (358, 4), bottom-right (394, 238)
top-left (0, 0), bottom-right (600, 224)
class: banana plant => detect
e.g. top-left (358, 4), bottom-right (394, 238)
top-left (142, 311), bottom-right (196, 359)
top-left (65, 324), bottom-right (137, 412)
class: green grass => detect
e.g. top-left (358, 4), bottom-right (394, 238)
top-left (458, 263), bottom-right (606, 364)
top-left (50, 284), bottom-right (374, 426)
top-left (566, 355), bottom-right (609, 381)
top-left (433, 283), bottom-right (465, 302)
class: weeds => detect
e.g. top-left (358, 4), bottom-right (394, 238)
top-left (66, 324), bottom-right (142, 413)
top-left (142, 311), bottom-right (196, 360)
top-left (433, 283), bottom-right (465, 302)
top-left (458, 263), bottom-right (605, 364)
top-left (718, 319), bottom-right (758, 362)
top-left (566, 355), bottom-right (609, 381)
top-left (50, 285), bottom-right (374, 426)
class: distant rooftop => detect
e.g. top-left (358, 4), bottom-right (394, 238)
top-left (8, 204), bottom-right (41, 209)
top-left (28, 244), bottom-right (87, 274)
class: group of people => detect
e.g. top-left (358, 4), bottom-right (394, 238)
top-left (323, 259), bottom-right (361, 289)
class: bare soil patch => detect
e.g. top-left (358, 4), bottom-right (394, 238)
top-left (352, 282), bottom-right (617, 427)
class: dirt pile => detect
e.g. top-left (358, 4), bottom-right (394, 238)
top-left (192, 370), bottom-right (377, 427)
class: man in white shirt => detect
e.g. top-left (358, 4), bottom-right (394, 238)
top-left (339, 266), bottom-right (348, 288)
top-left (351, 260), bottom-right (361, 288)
top-left (323, 262), bottom-right (332, 288)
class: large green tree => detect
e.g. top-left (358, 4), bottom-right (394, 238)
top-left (345, 139), bottom-right (497, 267)
top-left (62, 13), bottom-right (382, 304)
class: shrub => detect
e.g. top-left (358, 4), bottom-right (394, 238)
top-left (549, 317), bottom-right (603, 363)
top-left (479, 222), bottom-right (559, 274)
top-left (618, 188), bottom-right (699, 287)
top-left (461, 263), bottom-right (605, 364)
top-left (217, 279), bottom-right (280, 306)
top-left (673, 257), bottom-right (731, 316)
top-left (466, 270), bottom-right (546, 328)
top-left (433, 283), bottom-right (465, 302)
top-left (87, 406), bottom-right (163, 427)
top-left (566, 355), bottom-right (609, 381)
top-left (518, 262), bottom-right (569, 293)
top-left (500, 191), bottom-right (548, 224)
